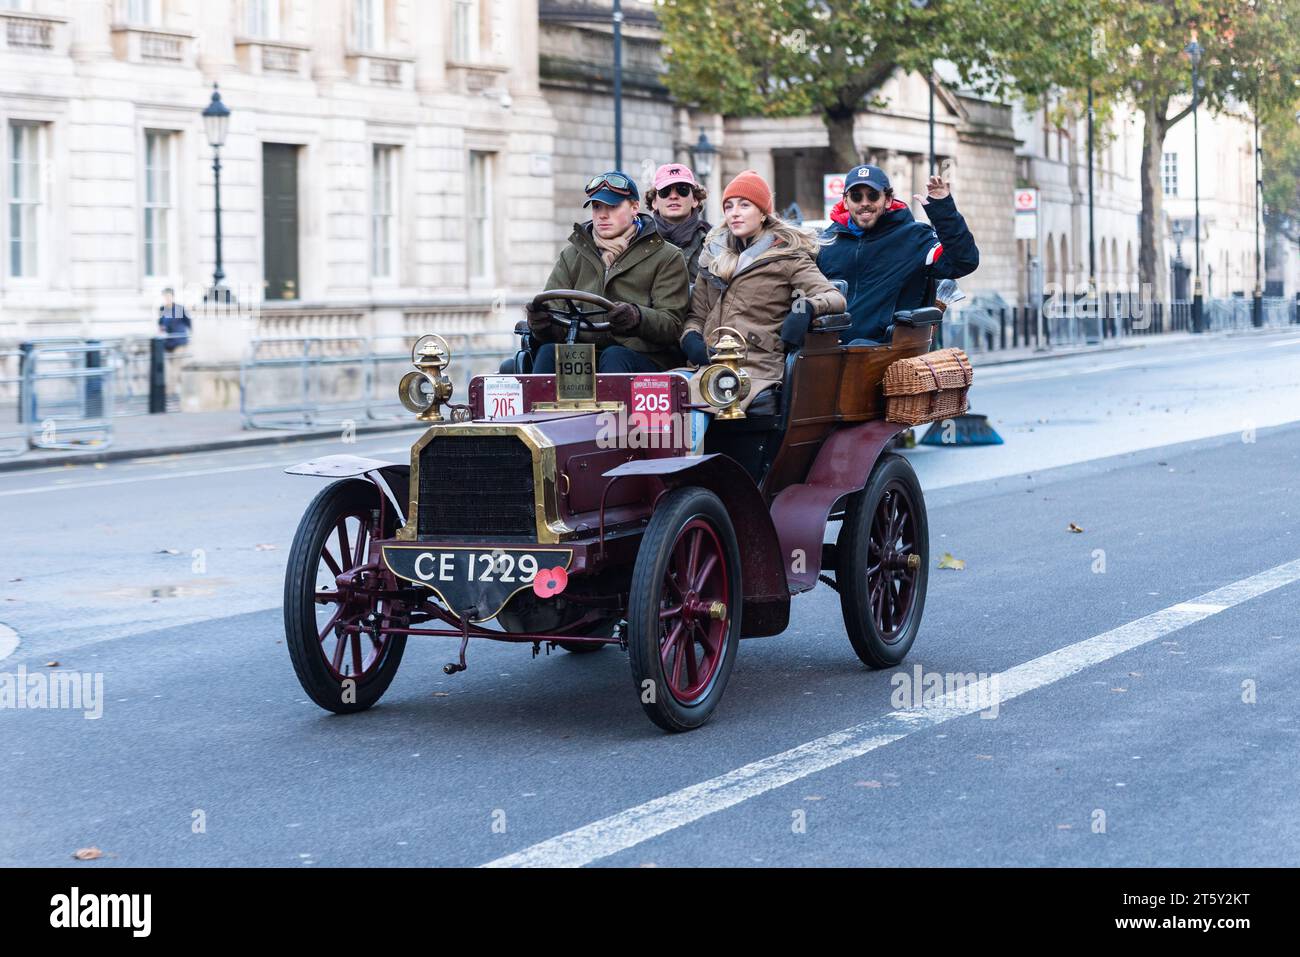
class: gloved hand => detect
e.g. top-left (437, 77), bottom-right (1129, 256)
top-left (681, 331), bottom-right (710, 367)
top-left (780, 305), bottom-right (812, 350)
top-left (525, 303), bottom-right (557, 342)
top-left (606, 301), bottom-right (641, 334)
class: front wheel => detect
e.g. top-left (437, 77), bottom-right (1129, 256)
top-left (837, 453), bottom-right (929, 668)
top-left (627, 488), bottom-right (742, 732)
top-left (284, 479), bottom-right (407, 713)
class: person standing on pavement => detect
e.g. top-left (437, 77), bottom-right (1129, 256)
top-left (526, 170), bottom-right (689, 374)
top-left (157, 287), bottom-right (192, 352)
top-left (818, 165), bottom-right (979, 344)
top-left (646, 163), bottom-right (711, 285)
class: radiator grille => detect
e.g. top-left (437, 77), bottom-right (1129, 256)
top-left (416, 435), bottom-right (537, 539)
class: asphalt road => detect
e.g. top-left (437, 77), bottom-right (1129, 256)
top-left (2, 330), bottom-right (1298, 867)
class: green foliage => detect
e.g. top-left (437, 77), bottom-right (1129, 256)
top-left (1261, 99), bottom-right (1300, 229)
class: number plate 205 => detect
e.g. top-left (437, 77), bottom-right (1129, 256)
top-left (382, 546), bottom-right (574, 623)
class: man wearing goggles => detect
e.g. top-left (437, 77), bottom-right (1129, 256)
top-left (817, 164), bottom-right (979, 344)
top-left (525, 169), bottom-right (689, 373)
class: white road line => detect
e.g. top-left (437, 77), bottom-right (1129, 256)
top-left (0, 446), bottom-right (412, 497)
top-left (483, 557), bottom-right (1300, 868)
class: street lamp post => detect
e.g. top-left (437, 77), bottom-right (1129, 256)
top-left (1186, 39), bottom-right (1204, 332)
top-left (612, 0), bottom-right (623, 170)
top-left (201, 84), bottom-right (231, 303)
top-left (688, 128), bottom-right (717, 219)
top-left (1253, 104), bottom-right (1263, 327)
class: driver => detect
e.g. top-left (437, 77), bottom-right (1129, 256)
top-left (526, 171), bottom-right (689, 374)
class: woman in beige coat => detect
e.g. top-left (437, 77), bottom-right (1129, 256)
top-left (681, 170), bottom-right (846, 413)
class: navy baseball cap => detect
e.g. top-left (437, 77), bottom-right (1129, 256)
top-left (843, 164), bottom-right (891, 193)
top-left (583, 170), bottom-right (640, 207)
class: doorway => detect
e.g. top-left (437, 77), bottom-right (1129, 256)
top-left (262, 143), bottom-right (300, 300)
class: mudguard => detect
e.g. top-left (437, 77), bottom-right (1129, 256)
top-left (285, 454), bottom-right (410, 526)
top-left (769, 420), bottom-right (905, 593)
top-left (604, 453), bottom-right (790, 637)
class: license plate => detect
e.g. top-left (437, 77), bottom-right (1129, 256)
top-left (382, 545), bottom-right (574, 622)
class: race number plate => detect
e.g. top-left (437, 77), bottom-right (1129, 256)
top-left (554, 343), bottom-right (596, 402)
top-left (382, 545), bottom-right (574, 622)
top-left (630, 375), bottom-right (674, 434)
top-left (482, 376), bottom-right (524, 420)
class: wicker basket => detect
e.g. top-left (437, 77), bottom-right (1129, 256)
top-left (881, 348), bottom-right (973, 426)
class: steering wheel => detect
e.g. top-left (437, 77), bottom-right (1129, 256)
top-left (530, 289), bottom-right (615, 344)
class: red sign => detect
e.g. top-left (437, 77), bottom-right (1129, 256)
top-left (1015, 189), bottom-right (1039, 212)
top-left (630, 375), bottom-right (674, 434)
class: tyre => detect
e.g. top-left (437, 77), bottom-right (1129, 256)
top-left (837, 453), bottom-right (929, 668)
top-left (627, 487), bottom-right (742, 732)
top-left (284, 479), bottom-right (407, 713)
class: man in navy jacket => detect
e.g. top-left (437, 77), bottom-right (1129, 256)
top-left (817, 165), bottom-right (979, 343)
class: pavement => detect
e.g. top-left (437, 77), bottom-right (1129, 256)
top-left (1, 328), bottom-right (1298, 867)
top-left (0, 326), bottom-right (1261, 475)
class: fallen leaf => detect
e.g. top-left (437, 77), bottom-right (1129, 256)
top-left (1128, 671), bottom-right (1143, 678)
top-left (431, 692), bottom-right (450, 697)
top-left (855, 780), bottom-right (883, 788)
top-left (1068, 522), bottom-right (1084, 533)
top-left (45, 661), bottom-right (60, 668)
top-left (1056, 824), bottom-right (1073, 830)
top-left (937, 552), bottom-right (966, 571)
top-left (804, 795), bottom-right (824, 801)
top-left (157, 548), bottom-right (180, 555)
top-left (1111, 687), bottom-right (1128, 693)
top-left (93, 463), bottom-right (106, 470)
top-left (255, 543), bottom-right (278, 552)
top-left (72, 847), bottom-right (103, 861)
top-left (8, 577), bottom-right (20, 583)
top-left (975, 754), bottom-right (993, 760)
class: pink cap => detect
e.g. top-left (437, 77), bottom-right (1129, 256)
top-left (653, 163), bottom-right (699, 192)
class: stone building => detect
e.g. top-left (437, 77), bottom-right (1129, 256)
top-left (0, 0), bottom-right (557, 405)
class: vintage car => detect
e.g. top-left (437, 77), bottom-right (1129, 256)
top-left (282, 289), bottom-right (944, 732)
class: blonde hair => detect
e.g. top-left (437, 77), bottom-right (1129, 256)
top-left (704, 214), bottom-right (820, 282)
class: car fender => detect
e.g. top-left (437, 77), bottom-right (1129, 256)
top-left (604, 454), bottom-right (790, 637)
top-left (769, 420), bottom-right (905, 593)
top-left (285, 454), bottom-right (410, 526)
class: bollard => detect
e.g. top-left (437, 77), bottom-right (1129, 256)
top-left (149, 336), bottom-right (167, 414)
top-left (16, 341), bottom-right (32, 424)
top-left (85, 339), bottom-right (103, 418)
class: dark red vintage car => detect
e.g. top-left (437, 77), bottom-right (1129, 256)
top-left (283, 290), bottom-right (941, 731)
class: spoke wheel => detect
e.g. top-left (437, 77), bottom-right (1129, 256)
top-left (285, 480), bottom-right (406, 713)
top-left (837, 453), bottom-right (929, 668)
top-left (627, 488), bottom-right (741, 732)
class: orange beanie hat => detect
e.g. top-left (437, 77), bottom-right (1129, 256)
top-left (722, 169), bottom-right (773, 215)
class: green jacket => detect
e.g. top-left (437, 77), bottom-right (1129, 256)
top-left (541, 213), bottom-right (689, 370)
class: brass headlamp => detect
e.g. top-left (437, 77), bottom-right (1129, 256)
top-left (696, 326), bottom-right (750, 420)
top-left (398, 334), bottom-right (454, 421)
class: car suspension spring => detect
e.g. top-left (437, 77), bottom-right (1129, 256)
top-left (818, 573), bottom-right (840, 593)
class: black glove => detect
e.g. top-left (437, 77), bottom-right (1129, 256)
top-left (606, 301), bottom-right (641, 334)
top-left (780, 305), bottom-right (813, 350)
top-left (681, 331), bottom-right (710, 367)
top-left (525, 303), bottom-right (557, 342)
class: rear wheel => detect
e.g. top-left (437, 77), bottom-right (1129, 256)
top-left (837, 453), bottom-right (929, 668)
top-left (627, 488), bottom-right (741, 732)
top-left (284, 479), bottom-right (406, 713)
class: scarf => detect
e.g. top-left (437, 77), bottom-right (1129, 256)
top-left (654, 211), bottom-right (705, 249)
top-left (593, 218), bottom-right (641, 269)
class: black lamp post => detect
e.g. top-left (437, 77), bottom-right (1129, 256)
top-left (689, 128), bottom-right (717, 181)
top-left (1186, 39), bottom-right (1204, 332)
top-left (612, 0), bottom-right (623, 170)
top-left (201, 83), bottom-right (231, 303)
top-left (1253, 103), bottom-right (1263, 327)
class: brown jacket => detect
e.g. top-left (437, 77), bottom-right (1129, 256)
top-left (540, 214), bottom-right (689, 370)
top-left (683, 233), bottom-right (846, 409)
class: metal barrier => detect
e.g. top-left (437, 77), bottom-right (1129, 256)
top-left (241, 336), bottom-right (370, 430)
top-left (21, 341), bottom-right (115, 450)
top-left (0, 349), bottom-right (27, 457)
top-left (101, 334), bottom-right (183, 415)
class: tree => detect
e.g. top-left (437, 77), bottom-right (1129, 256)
top-left (658, 0), bottom-right (1092, 173)
top-left (1085, 0), bottom-right (1300, 302)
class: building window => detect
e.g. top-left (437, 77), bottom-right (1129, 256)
top-left (467, 150), bottom-right (493, 283)
top-left (123, 0), bottom-right (162, 25)
top-left (452, 0), bottom-right (479, 61)
top-left (144, 130), bottom-right (174, 278)
top-left (8, 122), bottom-right (43, 279)
top-left (245, 0), bottom-right (279, 38)
top-left (371, 144), bottom-right (397, 279)
top-left (1161, 152), bottom-right (1178, 196)
top-left (354, 0), bottom-right (384, 51)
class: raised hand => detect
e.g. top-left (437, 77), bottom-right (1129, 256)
top-left (914, 174), bottom-right (951, 205)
